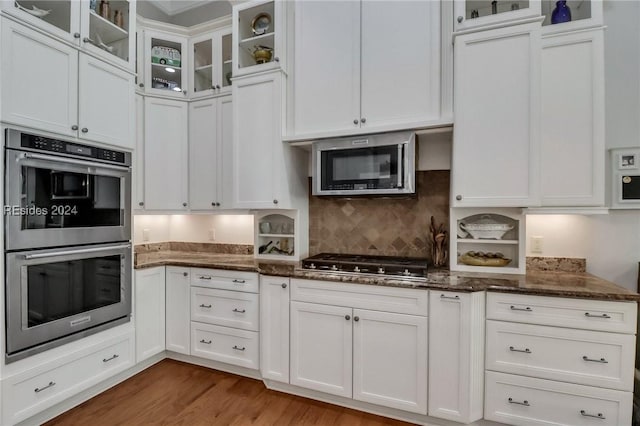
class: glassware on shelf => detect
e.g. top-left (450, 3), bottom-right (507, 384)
top-left (99, 0), bottom-right (111, 20)
top-left (551, 0), bottom-right (572, 24)
top-left (90, 0), bottom-right (97, 12)
top-left (113, 10), bottom-right (123, 28)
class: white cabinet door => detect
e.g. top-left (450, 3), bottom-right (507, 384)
top-left (260, 276), bottom-right (290, 383)
top-left (360, 1), bottom-right (439, 131)
top-left (1, 17), bottom-right (78, 138)
top-left (540, 29), bottom-right (605, 206)
top-left (165, 267), bottom-right (190, 355)
top-left (134, 94), bottom-right (145, 209)
top-left (352, 309), bottom-right (428, 414)
top-left (78, 54), bottom-right (134, 149)
top-left (189, 98), bottom-right (219, 210)
top-left (144, 30), bottom-right (189, 98)
top-left (293, 1), bottom-right (360, 136)
top-left (143, 97), bottom-right (188, 210)
top-left (290, 301), bottom-right (352, 398)
top-left (428, 291), bottom-right (485, 423)
top-left (232, 71), bottom-right (282, 209)
top-left (218, 95), bottom-right (234, 208)
top-left (452, 23), bottom-right (541, 207)
top-left (135, 267), bottom-right (166, 363)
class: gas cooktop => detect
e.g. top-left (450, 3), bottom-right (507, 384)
top-left (300, 253), bottom-right (428, 280)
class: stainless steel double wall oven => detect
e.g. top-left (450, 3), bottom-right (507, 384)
top-left (4, 129), bottom-right (132, 362)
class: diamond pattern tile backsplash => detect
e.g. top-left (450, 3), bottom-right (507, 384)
top-left (309, 171), bottom-right (450, 262)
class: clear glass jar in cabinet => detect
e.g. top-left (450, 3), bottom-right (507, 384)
top-left (80, 0), bottom-right (136, 70)
top-left (232, 0), bottom-right (285, 78)
top-left (190, 28), bottom-right (233, 98)
top-left (144, 30), bottom-right (188, 98)
top-left (1, 0), bottom-right (80, 44)
top-left (454, 0), bottom-right (541, 32)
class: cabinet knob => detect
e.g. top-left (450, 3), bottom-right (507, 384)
top-left (354, 316), bottom-right (359, 322)
top-left (216, 202), bottom-right (221, 206)
top-left (81, 128), bottom-right (88, 133)
top-left (138, 201), bottom-right (144, 207)
top-left (183, 90), bottom-right (187, 95)
top-left (216, 84), bottom-right (221, 89)
top-left (73, 32), bottom-right (80, 39)
top-left (183, 272), bottom-right (188, 277)
top-left (456, 195), bottom-right (462, 201)
top-left (211, 85), bottom-right (216, 90)
top-left (182, 202), bottom-right (187, 207)
top-left (360, 118), bottom-right (366, 124)
top-left (211, 202), bottom-right (216, 206)
top-left (353, 119), bottom-right (359, 125)
top-left (457, 16), bottom-right (464, 23)
top-left (139, 83), bottom-right (144, 88)
top-left (345, 315), bottom-right (351, 321)
top-left (273, 199), bottom-right (278, 205)
top-left (71, 125), bottom-right (79, 130)
top-left (281, 283), bottom-right (287, 288)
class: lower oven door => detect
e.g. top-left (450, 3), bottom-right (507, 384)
top-left (5, 243), bottom-right (132, 360)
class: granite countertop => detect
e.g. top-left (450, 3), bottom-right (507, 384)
top-left (134, 245), bottom-right (640, 302)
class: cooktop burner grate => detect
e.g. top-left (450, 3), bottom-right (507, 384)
top-left (301, 253), bottom-right (428, 278)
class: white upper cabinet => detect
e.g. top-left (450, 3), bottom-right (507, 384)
top-left (451, 23), bottom-right (541, 207)
top-left (292, 1), bottom-right (441, 139)
top-left (454, 0), bottom-right (541, 32)
top-left (539, 28), bottom-right (604, 206)
top-left (1, 0), bottom-right (81, 44)
top-left (190, 28), bottom-right (233, 98)
top-left (144, 30), bottom-right (188, 98)
top-left (233, 0), bottom-right (286, 78)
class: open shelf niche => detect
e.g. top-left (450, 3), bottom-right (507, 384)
top-left (255, 210), bottom-right (298, 260)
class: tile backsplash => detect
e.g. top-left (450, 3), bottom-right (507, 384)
top-left (309, 171), bottom-right (450, 261)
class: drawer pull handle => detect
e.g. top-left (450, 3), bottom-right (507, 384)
top-left (583, 356), bottom-right (608, 363)
top-left (440, 294), bottom-right (460, 300)
top-left (232, 308), bottom-right (246, 313)
top-left (199, 304), bottom-right (212, 308)
top-left (510, 305), bottom-right (532, 312)
top-left (34, 381), bottom-right (56, 393)
top-left (232, 345), bottom-right (245, 351)
top-left (200, 339), bottom-right (212, 344)
top-left (232, 279), bottom-right (246, 284)
top-left (580, 410), bottom-right (605, 419)
top-left (199, 276), bottom-right (212, 280)
top-left (509, 346), bottom-right (532, 354)
top-left (508, 398), bottom-right (529, 406)
top-left (585, 312), bottom-right (611, 319)
top-left (103, 354), bottom-right (119, 363)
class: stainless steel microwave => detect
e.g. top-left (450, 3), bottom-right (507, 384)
top-left (611, 147), bottom-right (640, 209)
top-left (312, 131), bottom-right (416, 196)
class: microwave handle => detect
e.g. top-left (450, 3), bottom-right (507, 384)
top-left (398, 144), bottom-right (404, 189)
top-left (18, 152), bottom-right (130, 172)
top-left (23, 244), bottom-right (131, 260)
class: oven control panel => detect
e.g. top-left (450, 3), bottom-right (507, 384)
top-left (17, 132), bottom-right (128, 165)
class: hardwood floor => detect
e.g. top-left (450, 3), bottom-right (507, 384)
top-left (45, 359), bottom-right (414, 425)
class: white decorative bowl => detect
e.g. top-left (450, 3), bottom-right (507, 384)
top-left (459, 216), bottom-right (513, 240)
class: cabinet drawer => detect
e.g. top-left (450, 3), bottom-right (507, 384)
top-left (487, 292), bottom-right (637, 334)
top-left (191, 268), bottom-right (259, 293)
top-left (2, 334), bottom-right (133, 424)
top-left (191, 322), bottom-right (259, 370)
top-left (191, 287), bottom-right (259, 331)
top-left (486, 320), bottom-right (635, 391)
top-left (485, 371), bottom-right (633, 426)
top-left (291, 279), bottom-right (428, 316)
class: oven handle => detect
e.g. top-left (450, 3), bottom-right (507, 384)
top-left (23, 244), bottom-right (131, 260)
top-left (18, 152), bottom-right (130, 172)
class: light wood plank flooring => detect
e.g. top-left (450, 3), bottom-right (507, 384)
top-left (45, 359), bottom-right (414, 425)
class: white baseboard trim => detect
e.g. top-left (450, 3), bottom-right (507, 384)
top-left (166, 351), bottom-right (262, 380)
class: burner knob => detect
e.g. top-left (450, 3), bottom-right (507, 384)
top-left (309, 263), bottom-right (316, 269)
top-left (403, 269), bottom-right (412, 276)
top-left (377, 267), bottom-right (385, 274)
top-left (330, 265), bottom-right (338, 271)
top-left (353, 266), bottom-right (360, 273)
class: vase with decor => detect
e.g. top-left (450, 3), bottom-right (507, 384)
top-left (551, 0), bottom-right (572, 24)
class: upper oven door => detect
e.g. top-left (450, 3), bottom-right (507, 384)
top-left (5, 149), bottom-right (131, 250)
top-left (5, 242), bottom-right (132, 357)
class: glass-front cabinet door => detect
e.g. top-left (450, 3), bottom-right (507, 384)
top-left (190, 28), bottom-right (233, 98)
top-left (454, 0), bottom-right (541, 31)
top-left (80, 0), bottom-right (136, 70)
top-left (144, 30), bottom-right (188, 98)
top-left (1, 0), bottom-right (81, 44)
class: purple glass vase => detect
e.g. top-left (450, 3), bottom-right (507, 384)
top-left (551, 0), bottom-right (572, 24)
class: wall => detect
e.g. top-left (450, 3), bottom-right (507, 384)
top-left (133, 214), bottom-right (254, 245)
top-left (308, 171), bottom-right (450, 261)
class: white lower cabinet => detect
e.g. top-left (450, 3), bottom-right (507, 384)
top-left (191, 287), bottom-right (259, 331)
top-left (259, 276), bottom-right (290, 383)
top-left (428, 291), bottom-right (485, 423)
top-left (165, 267), bottom-right (191, 355)
top-left (289, 279), bottom-right (429, 415)
top-left (190, 322), bottom-right (259, 370)
top-left (135, 267), bottom-right (166, 363)
top-left (2, 330), bottom-right (134, 425)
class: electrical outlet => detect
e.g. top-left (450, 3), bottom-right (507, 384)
top-left (142, 228), bottom-right (150, 242)
top-left (209, 228), bottom-right (216, 241)
top-left (531, 236), bottom-right (543, 254)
